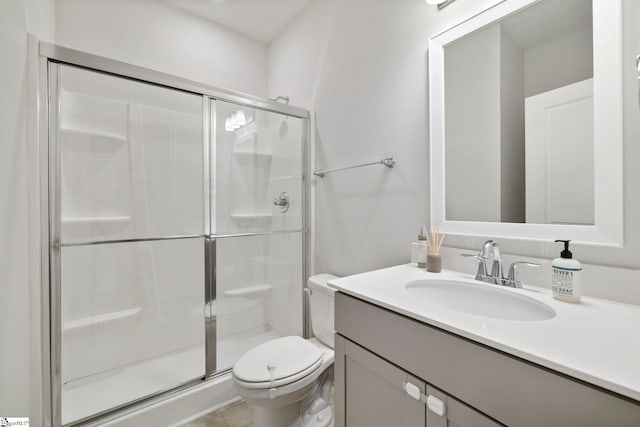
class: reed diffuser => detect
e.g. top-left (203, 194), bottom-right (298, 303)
top-left (422, 225), bottom-right (445, 273)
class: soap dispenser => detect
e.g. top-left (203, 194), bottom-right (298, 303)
top-left (551, 240), bottom-right (582, 303)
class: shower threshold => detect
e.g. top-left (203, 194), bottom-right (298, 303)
top-left (62, 345), bottom-right (205, 425)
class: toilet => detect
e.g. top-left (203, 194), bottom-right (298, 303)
top-left (232, 274), bottom-right (338, 427)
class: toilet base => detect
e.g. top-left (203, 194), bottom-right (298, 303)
top-left (253, 402), bottom-right (302, 427)
top-left (252, 400), bottom-right (333, 427)
top-left (301, 404), bottom-right (333, 427)
top-left (301, 366), bottom-right (333, 427)
top-left (247, 367), bottom-right (334, 427)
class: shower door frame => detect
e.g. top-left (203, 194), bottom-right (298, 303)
top-left (38, 42), bottom-right (311, 427)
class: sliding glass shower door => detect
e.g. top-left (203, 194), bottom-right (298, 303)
top-left (48, 59), bottom-right (308, 426)
top-left (54, 65), bottom-right (206, 424)
top-left (211, 100), bottom-right (306, 371)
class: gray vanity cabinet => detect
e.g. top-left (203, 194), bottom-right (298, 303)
top-left (334, 292), bottom-right (640, 427)
top-left (335, 333), bottom-right (501, 427)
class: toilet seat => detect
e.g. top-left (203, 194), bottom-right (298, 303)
top-left (233, 336), bottom-right (324, 390)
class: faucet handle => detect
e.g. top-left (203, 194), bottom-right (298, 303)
top-left (461, 254), bottom-right (488, 279)
top-left (506, 261), bottom-right (540, 288)
top-left (479, 240), bottom-right (494, 259)
top-left (489, 242), bottom-right (503, 281)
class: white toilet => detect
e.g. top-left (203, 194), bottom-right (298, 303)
top-left (232, 274), bottom-right (338, 427)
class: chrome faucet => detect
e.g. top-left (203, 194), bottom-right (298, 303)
top-left (461, 240), bottom-right (540, 288)
top-left (461, 240), bottom-right (492, 281)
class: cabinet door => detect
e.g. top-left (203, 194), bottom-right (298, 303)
top-left (335, 335), bottom-right (425, 427)
top-left (426, 385), bottom-right (502, 427)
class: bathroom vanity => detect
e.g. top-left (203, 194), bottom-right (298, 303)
top-left (329, 265), bottom-right (640, 427)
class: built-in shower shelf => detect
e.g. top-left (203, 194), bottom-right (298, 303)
top-left (223, 284), bottom-right (273, 298)
top-left (232, 151), bottom-right (273, 164)
top-left (62, 216), bottom-right (132, 236)
top-left (274, 175), bottom-right (298, 181)
top-left (61, 128), bottom-right (126, 152)
top-left (63, 308), bottom-right (142, 335)
top-left (62, 216), bottom-right (132, 225)
top-left (230, 213), bottom-right (273, 227)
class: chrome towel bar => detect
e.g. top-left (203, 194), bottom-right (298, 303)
top-left (313, 157), bottom-right (396, 178)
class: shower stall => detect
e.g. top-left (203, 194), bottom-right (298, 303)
top-left (40, 44), bottom-right (309, 426)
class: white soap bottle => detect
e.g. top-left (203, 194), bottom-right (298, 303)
top-left (551, 240), bottom-right (582, 303)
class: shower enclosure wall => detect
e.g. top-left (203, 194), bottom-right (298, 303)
top-left (41, 44), bottom-right (309, 426)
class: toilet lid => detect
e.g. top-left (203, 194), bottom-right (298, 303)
top-left (233, 336), bottom-right (323, 384)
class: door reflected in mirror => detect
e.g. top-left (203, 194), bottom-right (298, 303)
top-left (443, 0), bottom-right (594, 225)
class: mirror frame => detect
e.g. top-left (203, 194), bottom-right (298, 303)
top-left (429, 0), bottom-right (623, 247)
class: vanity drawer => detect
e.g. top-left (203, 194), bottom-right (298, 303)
top-left (335, 292), bottom-right (640, 427)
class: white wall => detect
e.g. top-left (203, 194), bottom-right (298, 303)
top-left (268, 0), bottom-right (504, 277)
top-left (445, 24), bottom-right (502, 222)
top-left (0, 0), bottom-right (54, 420)
top-left (500, 27), bottom-right (525, 223)
top-left (444, 23), bottom-right (526, 224)
top-left (525, 27), bottom-right (593, 97)
top-left (56, 0), bottom-right (268, 96)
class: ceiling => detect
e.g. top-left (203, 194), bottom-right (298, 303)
top-left (162, 0), bottom-right (312, 44)
top-left (501, 0), bottom-right (592, 50)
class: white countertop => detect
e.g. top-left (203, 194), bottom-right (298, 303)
top-left (328, 264), bottom-right (640, 402)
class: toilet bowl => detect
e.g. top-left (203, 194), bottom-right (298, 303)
top-left (232, 274), bottom-right (338, 427)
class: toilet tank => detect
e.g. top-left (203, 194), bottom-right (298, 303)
top-left (308, 274), bottom-right (338, 349)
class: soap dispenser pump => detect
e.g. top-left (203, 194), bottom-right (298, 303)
top-left (551, 240), bottom-right (582, 303)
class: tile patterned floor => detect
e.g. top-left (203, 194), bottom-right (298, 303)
top-left (181, 400), bottom-right (253, 427)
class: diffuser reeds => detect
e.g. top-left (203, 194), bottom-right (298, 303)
top-left (421, 224), bottom-right (445, 255)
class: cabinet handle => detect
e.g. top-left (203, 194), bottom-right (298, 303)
top-left (404, 382), bottom-right (422, 401)
top-left (426, 395), bottom-right (447, 417)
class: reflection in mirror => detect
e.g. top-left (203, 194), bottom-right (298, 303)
top-left (444, 0), bottom-right (594, 225)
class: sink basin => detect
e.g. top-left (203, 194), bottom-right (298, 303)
top-left (405, 279), bottom-right (556, 321)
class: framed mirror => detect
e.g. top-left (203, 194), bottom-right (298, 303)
top-left (429, 0), bottom-right (623, 247)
